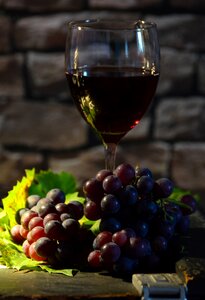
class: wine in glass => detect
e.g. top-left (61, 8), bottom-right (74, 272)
top-left (65, 19), bottom-right (160, 170)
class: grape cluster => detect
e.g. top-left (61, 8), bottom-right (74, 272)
top-left (84, 163), bottom-right (197, 275)
top-left (10, 188), bottom-right (94, 268)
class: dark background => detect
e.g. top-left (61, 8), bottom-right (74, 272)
top-left (0, 0), bottom-right (205, 210)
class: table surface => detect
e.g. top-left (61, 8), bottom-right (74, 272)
top-left (0, 212), bottom-right (205, 300)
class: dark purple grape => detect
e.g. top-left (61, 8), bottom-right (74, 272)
top-left (60, 213), bottom-right (72, 222)
top-left (93, 231), bottom-right (113, 250)
top-left (55, 203), bottom-right (69, 214)
top-left (96, 169), bottom-right (113, 182)
top-left (83, 178), bottom-right (104, 203)
top-left (128, 237), bottom-right (151, 258)
top-left (101, 242), bottom-right (121, 264)
top-left (66, 201), bottom-right (84, 220)
top-left (43, 213), bottom-right (60, 226)
top-left (157, 220), bottom-right (175, 240)
top-left (144, 201), bottom-right (158, 219)
top-left (134, 220), bottom-right (149, 237)
top-left (101, 194), bottom-right (120, 215)
top-left (135, 167), bottom-right (153, 178)
top-left (113, 256), bottom-right (137, 275)
top-left (56, 241), bottom-right (75, 265)
top-left (37, 197), bottom-right (54, 208)
top-left (84, 200), bottom-right (102, 221)
top-left (114, 163), bottom-right (135, 185)
top-left (120, 185), bottom-right (138, 206)
top-left (176, 215), bottom-right (190, 234)
top-left (38, 203), bottom-right (56, 218)
top-left (123, 228), bottom-right (136, 239)
top-left (137, 176), bottom-right (154, 194)
top-left (165, 202), bottom-right (182, 225)
top-left (99, 217), bottom-right (121, 233)
top-left (102, 175), bottom-right (122, 194)
top-left (44, 220), bottom-right (65, 241)
top-left (26, 195), bottom-right (40, 209)
top-left (180, 195), bottom-right (197, 215)
top-left (62, 218), bottom-right (80, 239)
top-left (153, 178), bottom-right (174, 199)
top-left (35, 237), bottom-right (57, 258)
top-left (152, 236), bottom-right (168, 253)
top-left (46, 188), bottom-right (65, 205)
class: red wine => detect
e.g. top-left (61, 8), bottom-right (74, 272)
top-left (66, 67), bottom-right (159, 144)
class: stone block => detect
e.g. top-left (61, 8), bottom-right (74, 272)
top-left (1, 101), bottom-right (88, 150)
top-left (147, 14), bottom-right (205, 51)
top-left (170, 0), bottom-right (205, 12)
top-left (27, 52), bottom-right (69, 99)
top-left (0, 149), bottom-right (44, 198)
top-left (154, 97), bottom-right (205, 140)
top-left (14, 14), bottom-right (68, 50)
top-left (0, 54), bottom-right (24, 97)
top-left (4, 0), bottom-right (85, 12)
top-left (0, 16), bottom-right (12, 53)
top-left (157, 47), bottom-right (197, 95)
top-left (172, 143), bottom-right (205, 190)
top-left (198, 55), bottom-right (205, 94)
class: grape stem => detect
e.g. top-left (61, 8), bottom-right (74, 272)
top-left (104, 143), bottom-right (117, 171)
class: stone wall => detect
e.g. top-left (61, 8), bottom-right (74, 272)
top-left (0, 0), bottom-right (205, 202)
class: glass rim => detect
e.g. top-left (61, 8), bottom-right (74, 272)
top-left (68, 19), bottom-right (157, 31)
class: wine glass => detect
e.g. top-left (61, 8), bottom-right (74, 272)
top-left (65, 19), bottom-right (160, 170)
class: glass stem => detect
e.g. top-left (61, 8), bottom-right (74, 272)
top-left (104, 143), bottom-right (117, 171)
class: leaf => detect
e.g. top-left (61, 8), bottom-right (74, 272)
top-left (2, 169), bottom-right (35, 228)
top-left (65, 192), bottom-right (85, 204)
top-left (29, 170), bottom-right (76, 197)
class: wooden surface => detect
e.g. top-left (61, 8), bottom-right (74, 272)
top-left (0, 212), bottom-right (205, 300)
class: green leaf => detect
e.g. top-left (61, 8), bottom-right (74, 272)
top-left (29, 170), bottom-right (76, 197)
top-left (2, 169), bottom-right (35, 227)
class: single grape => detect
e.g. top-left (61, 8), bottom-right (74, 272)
top-left (84, 200), bottom-right (101, 221)
top-left (60, 213), bottom-right (71, 222)
top-left (114, 163), bottom-right (135, 185)
top-left (10, 224), bottom-right (24, 244)
top-left (123, 228), bottom-right (136, 239)
top-left (19, 225), bottom-right (29, 239)
top-left (44, 220), bottom-right (65, 241)
top-left (26, 195), bottom-right (41, 209)
top-left (15, 208), bottom-right (29, 224)
top-left (35, 237), bottom-right (57, 258)
top-left (102, 175), bottom-right (122, 194)
top-left (93, 231), bottom-right (113, 250)
top-left (22, 239), bottom-right (30, 257)
top-left (56, 241), bottom-right (75, 265)
top-left (21, 210), bottom-right (38, 230)
top-left (128, 237), bottom-right (151, 258)
top-left (154, 178), bottom-right (174, 199)
top-left (113, 256), bottom-right (137, 275)
top-left (157, 220), bottom-right (175, 240)
top-left (43, 213), bottom-right (60, 226)
top-left (29, 242), bottom-right (47, 261)
top-left (120, 185), bottom-right (138, 206)
top-left (46, 188), bottom-right (65, 205)
top-left (87, 250), bottom-right (102, 268)
top-left (66, 201), bottom-right (84, 220)
top-left (38, 203), bottom-right (56, 218)
top-left (135, 166), bottom-right (153, 178)
top-left (62, 218), bottom-right (80, 239)
top-left (29, 226), bottom-right (46, 242)
top-left (99, 217), bottom-right (121, 233)
top-left (96, 169), bottom-right (113, 182)
top-left (137, 175), bottom-right (154, 194)
top-left (144, 201), bottom-right (158, 220)
top-left (101, 194), bottom-right (120, 215)
top-left (112, 230), bottom-right (128, 247)
top-left (152, 236), bottom-right (168, 253)
top-left (134, 220), bottom-right (149, 238)
top-left (83, 178), bottom-right (104, 203)
top-left (55, 203), bottom-right (69, 214)
top-left (176, 215), bottom-right (190, 234)
top-left (28, 216), bottom-right (44, 230)
top-left (37, 197), bottom-right (54, 208)
top-left (101, 242), bottom-right (121, 264)
top-left (180, 195), bottom-right (197, 215)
